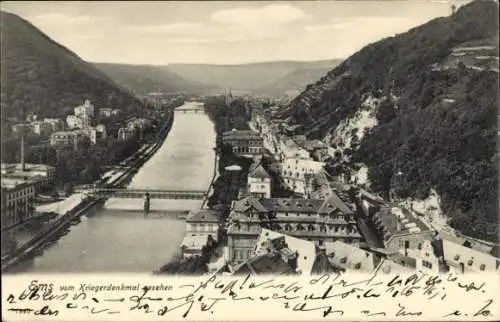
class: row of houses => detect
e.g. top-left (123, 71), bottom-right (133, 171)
top-left (181, 103), bottom-right (500, 276)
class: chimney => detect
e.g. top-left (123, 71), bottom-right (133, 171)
top-left (20, 132), bottom-right (26, 171)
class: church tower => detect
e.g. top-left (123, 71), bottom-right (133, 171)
top-left (225, 88), bottom-right (233, 107)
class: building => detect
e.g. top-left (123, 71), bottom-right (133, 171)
top-left (30, 121), bottom-right (52, 136)
top-left (281, 157), bottom-right (325, 197)
top-left (370, 206), bottom-right (434, 253)
top-left (222, 129), bottom-right (263, 159)
top-left (99, 108), bottom-right (113, 117)
top-left (404, 239), bottom-right (443, 273)
top-left (66, 115), bottom-right (83, 129)
top-left (12, 123), bottom-right (31, 134)
top-left (1, 178), bottom-right (36, 230)
top-left (324, 240), bottom-right (382, 272)
top-left (117, 127), bottom-right (136, 141)
top-left (232, 229), bottom-right (340, 275)
top-left (227, 194), bottom-right (362, 264)
top-left (440, 233), bottom-right (500, 273)
top-left (74, 100), bottom-right (95, 119)
top-left (26, 113), bottom-right (38, 122)
top-left (181, 209), bottom-right (220, 258)
top-left (277, 137), bottom-right (310, 162)
top-left (1, 163), bottom-right (55, 191)
top-left (50, 131), bottom-right (86, 150)
top-left (87, 124), bottom-right (107, 144)
top-left (247, 162), bottom-right (271, 199)
top-left (304, 171), bottom-right (333, 200)
top-left (300, 140), bottom-right (330, 162)
top-left (127, 118), bottom-right (152, 131)
top-left (43, 118), bottom-right (64, 132)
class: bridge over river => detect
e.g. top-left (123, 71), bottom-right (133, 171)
top-left (175, 101), bottom-right (205, 113)
top-left (7, 102), bottom-right (217, 273)
top-left (91, 188), bottom-right (207, 200)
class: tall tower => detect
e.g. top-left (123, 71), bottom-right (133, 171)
top-left (450, 0), bottom-right (457, 15)
top-left (225, 88), bottom-right (233, 107)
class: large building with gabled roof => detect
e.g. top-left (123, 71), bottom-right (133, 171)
top-left (227, 194), bottom-right (363, 264)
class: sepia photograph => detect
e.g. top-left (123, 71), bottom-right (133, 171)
top-left (0, 0), bottom-right (499, 320)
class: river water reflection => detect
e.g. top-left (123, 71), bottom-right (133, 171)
top-left (11, 103), bottom-right (216, 273)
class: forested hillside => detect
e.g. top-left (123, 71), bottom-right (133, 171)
top-left (0, 11), bottom-right (145, 122)
top-left (277, 0), bottom-right (499, 241)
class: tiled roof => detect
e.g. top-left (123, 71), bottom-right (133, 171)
top-left (249, 164), bottom-right (270, 179)
top-left (259, 198), bottom-right (324, 213)
top-left (186, 209), bottom-right (220, 223)
top-left (374, 208), bottom-right (400, 235)
top-left (181, 234), bottom-right (209, 249)
top-left (222, 129), bottom-right (261, 140)
top-left (325, 241), bottom-right (378, 271)
top-left (317, 194), bottom-right (353, 214)
top-left (232, 194), bottom-right (353, 216)
top-left (233, 253), bottom-right (295, 275)
top-left (256, 229), bottom-right (316, 274)
top-left (232, 197), bottom-right (268, 213)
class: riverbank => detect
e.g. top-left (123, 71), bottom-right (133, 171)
top-left (101, 109), bottom-right (175, 188)
top-left (2, 197), bottom-right (105, 272)
top-left (1, 111), bottom-right (175, 271)
top-left (155, 99), bottom-right (252, 275)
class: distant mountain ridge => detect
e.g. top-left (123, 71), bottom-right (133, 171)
top-left (93, 63), bottom-right (219, 95)
top-left (163, 59), bottom-right (343, 95)
top-left (276, 0), bottom-right (498, 241)
top-left (0, 11), bottom-right (146, 121)
top-left (253, 66), bottom-right (339, 97)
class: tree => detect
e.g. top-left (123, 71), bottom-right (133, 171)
top-left (64, 182), bottom-right (74, 197)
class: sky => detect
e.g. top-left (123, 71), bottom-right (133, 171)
top-left (1, 0), bottom-right (471, 65)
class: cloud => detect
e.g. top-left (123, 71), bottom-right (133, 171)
top-left (210, 4), bottom-right (307, 25)
top-left (30, 12), bottom-right (107, 26)
top-left (120, 4), bottom-right (308, 45)
top-left (124, 18), bottom-right (293, 44)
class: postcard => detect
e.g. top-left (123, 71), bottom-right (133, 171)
top-left (1, 0), bottom-right (499, 321)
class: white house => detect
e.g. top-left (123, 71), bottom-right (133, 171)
top-left (66, 115), bottom-right (83, 129)
top-left (181, 209), bottom-right (220, 258)
top-left (247, 163), bottom-right (272, 199)
top-left (442, 237), bottom-right (500, 274)
top-left (281, 157), bottom-right (325, 196)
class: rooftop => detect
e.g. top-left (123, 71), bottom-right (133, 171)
top-left (325, 241), bottom-right (380, 271)
top-left (222, 129), bottom-right (261, 140)
top-left (225, 164), bottom-right (242, 171)
top-left (374, 205), bottom-right (430, 237)
top-left (186, 209), bottom-right (220, 223)
top-left (232, 252), bottom-right (296, 276)
top-left (248, 163), bottom-right (271, 179)
top-left (181, 234), bottom-right (209, 249)
top-left (254, 229), bottom-right (316, 274)
top-left (232, 195), bottom-right (354, 215)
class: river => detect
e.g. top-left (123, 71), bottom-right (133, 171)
top-left (8, 102), bottom-right (216, 273)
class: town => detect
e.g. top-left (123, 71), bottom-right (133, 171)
top-left (1, 0), bottom-right (498, 279)
top-left (3, 87), bottom-right (498, 276)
